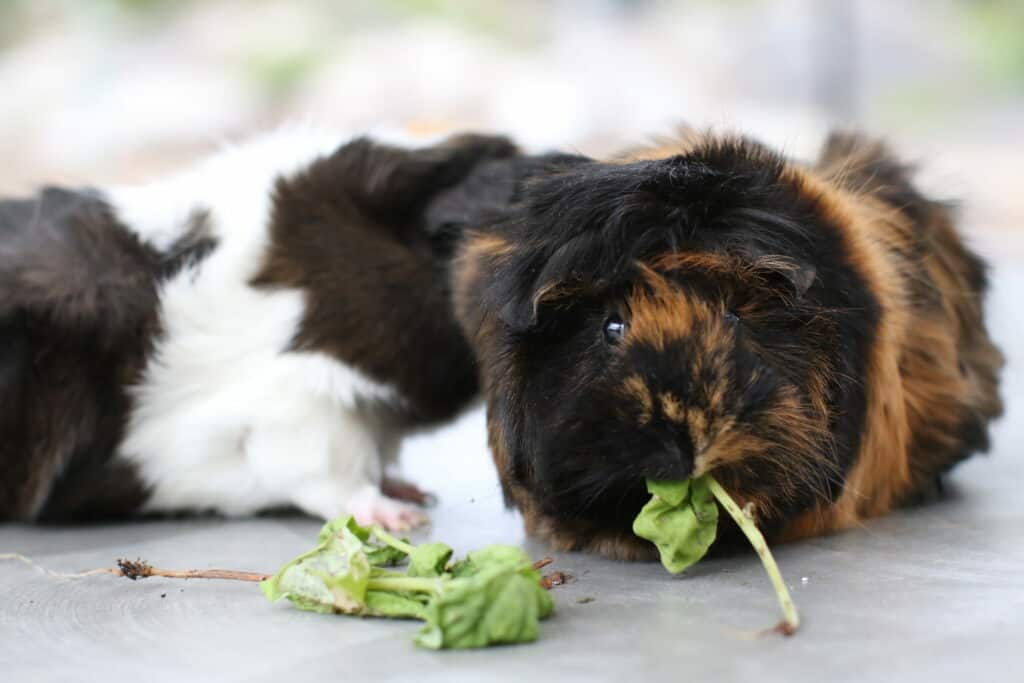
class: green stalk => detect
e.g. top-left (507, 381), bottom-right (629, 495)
top-left (706, 476), bottom-right (800, 635)
top-left (372, 527), bottom-right (416, 556)
top-left (366, 576), bottom-right (443, 595)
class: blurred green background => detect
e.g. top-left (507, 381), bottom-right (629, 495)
top-left (0, 0), bottom-right (1021, 245)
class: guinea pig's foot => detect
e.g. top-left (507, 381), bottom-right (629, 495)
top-left (349, 488), bottom-right (429, 532)
top-left (382, 475), bottom-right (437, 507)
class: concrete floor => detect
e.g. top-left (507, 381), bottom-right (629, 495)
top-left (3, 264), bottom-right (1022, 682)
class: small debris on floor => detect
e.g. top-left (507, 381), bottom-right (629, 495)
top-left (541, 571), bottom-right (574, 589)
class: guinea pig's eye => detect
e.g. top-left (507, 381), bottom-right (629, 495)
top-left (724, 310), bottom-right (740, 324)
top-left (603, 314), bottom-right (627, 345)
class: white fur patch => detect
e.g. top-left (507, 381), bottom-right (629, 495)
top-left (109, 126), bottom-right (416, 520)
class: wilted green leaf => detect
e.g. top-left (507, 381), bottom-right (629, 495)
top-left (260, 519), bottom-right (371, 614)
top-left (407, 543), bottom-right (453, 578)
top-left (364, 590), bottom-right (430, 620)
top-left (415, 560), bottom-right (552, 649)
top-left (365, 544), bottom-right (409, 567)
top-left (448, 544), bottom-right (533, 578)
top-left (316, 516), bottom-right (408, 567)
top-left (263, 518), bottom-right (554, 648)
top-left (632, 475), bottom-right (718, 573)
top-left (634, 475), bottom-right (801, 634)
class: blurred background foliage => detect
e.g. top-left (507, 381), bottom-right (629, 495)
top-left (0, 0), bottom-right (1021, 243)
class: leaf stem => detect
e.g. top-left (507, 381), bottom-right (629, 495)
top-left (706, 476), bottom-right (800, 635)
top-left (1, 554), bottom-right (270, 582)
top-left (115, 558), bottom-right (270, 581)
top-left (371, 527), bottom-right (416, 556)
top-left (1, 553), bottom-right (120, 578)
top-left (130, 567), bottom-right (270, 582)
top-left (366, 576), bottom-right (443, 595)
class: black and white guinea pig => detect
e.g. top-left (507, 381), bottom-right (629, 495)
top-left (0, 128), bottom-right (538, 530)
top-left (450, 130), bottom-right (1004, 559)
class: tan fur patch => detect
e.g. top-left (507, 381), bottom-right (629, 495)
top-left (452, 232), bottom-right (517, 344)
top-left (651, 251), bottom-right (745, 278)
top-left (486, 412), bottom-right (511, 480)
top-left (622, 375), bottom-right (653, 425)
top-left (659, 392), bottom-right (685, 423)
top-left (625, 264), bottom-right (704, 352)
top-left (687, 409), bottom-right (711, 453)
top-left (694, 426), bottom-right (771, 474)
top-left (460, 231), bottom-right (516, 266)
top-left (607, 125), bottom-right (705, 164)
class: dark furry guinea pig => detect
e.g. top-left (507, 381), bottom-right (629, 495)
top-left (0, 128), bottom-right (540, 530)
top-left (451, 130), bottom-right (1004, 559)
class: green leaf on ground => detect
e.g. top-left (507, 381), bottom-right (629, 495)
top-left (262, 518), bottom-right (553, 648)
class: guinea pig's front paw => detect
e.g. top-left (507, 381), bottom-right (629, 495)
top-left (381, 475), bottom-right (437, 507)
top-left (348, 487), bottom-right (429, 532)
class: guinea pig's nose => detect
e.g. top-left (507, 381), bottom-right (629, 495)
top-left (653, 438), bottom-right (694, 479)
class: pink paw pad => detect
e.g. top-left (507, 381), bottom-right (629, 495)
top-left (350, 494), bottom-right (428, 532)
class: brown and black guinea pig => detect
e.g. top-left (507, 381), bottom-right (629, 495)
top-left (448, 130), bottom-right (1004, 559)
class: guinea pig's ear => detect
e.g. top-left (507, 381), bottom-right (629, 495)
top-left (734, 242), bottom-right (817, 299)
top-left (480, 153), bottom-right (602, 332)
top-left (495, 234), bottom-right (598, 332)
top-left (498, 278), bottom-right (580, 332)
top-left (754, 254), bottom-right (817, 298)
top-left (495, 255), bottom-right (568, 332)
top-left (498, 295), bottom-right (541, 332)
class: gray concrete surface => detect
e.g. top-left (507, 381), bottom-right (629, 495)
top-left (3, 263), bottom-right (1022, 682)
